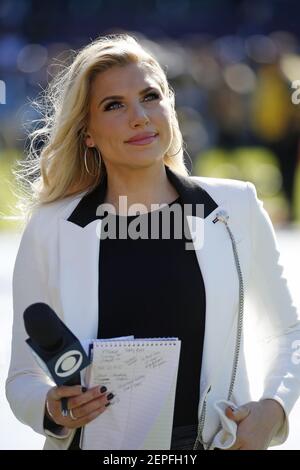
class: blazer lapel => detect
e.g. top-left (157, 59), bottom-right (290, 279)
top-left (165, 167), bottom-right (241, 392)
top-left (58, 218), bottom-right (101, 343)
top-left (57, 174), bottom-right (108, 341)
top-left (187, 205), bottom-right (240, 395)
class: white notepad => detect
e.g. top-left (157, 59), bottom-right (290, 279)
top-left (80, 338), bottom-right (181, 450)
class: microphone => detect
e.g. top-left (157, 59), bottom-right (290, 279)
top-left (23, 302), bottom-right (90, 387)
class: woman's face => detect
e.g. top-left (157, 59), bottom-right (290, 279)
top-left (85, 62), bottom-right (173, 170)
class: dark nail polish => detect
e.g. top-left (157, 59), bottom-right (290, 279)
top-left (100, 386), bottom-right (107, 393)
top-left (82, 387), bottom-right (87, 393)
top-left (107, 393), bottom-right (114, 400)
top-left (105, 402), bottom-right (111, 407)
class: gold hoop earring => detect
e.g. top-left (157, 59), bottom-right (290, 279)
top-left (84, 147), bottom-right (102, 176)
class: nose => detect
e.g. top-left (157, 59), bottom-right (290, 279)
top-left (129, 103), bottom-right (150, 128)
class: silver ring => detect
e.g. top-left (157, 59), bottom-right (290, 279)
top-left (46, 398), bottom-right (56, 421)
top-left (69, 408), bottom-right (78, 420)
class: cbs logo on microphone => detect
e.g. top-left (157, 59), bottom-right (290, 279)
top-left (54, 350), bottom-right (83, 377)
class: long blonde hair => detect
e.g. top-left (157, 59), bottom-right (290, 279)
top-left (15, 33), bottom-right (189, 219)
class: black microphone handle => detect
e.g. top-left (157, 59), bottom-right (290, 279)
top-left (60, 373), bottom-right (82, 415)
top-left (65, 372), bottom-right (81, 387)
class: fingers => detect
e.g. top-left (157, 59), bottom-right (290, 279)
top-left (223, 404), bottom-right (251, 450)
top-left (68, 385), bottom-right (108, 410)
top-left (68, 385), bottom-right (115, 421)
top-left (66, 400), bottom-right (109, 428)
top-left (48, 385), bottom-right (83, 401)
top-left (45, 385), bottom-right (114, 429)
top-left (68, 392), bottom-right (111, 420)
top-left (224, 436), bottom-right (243, 450)
top-left (74, 404), bottom-right (108, 427)
top-left (225, 405), bottom-right (251, 424)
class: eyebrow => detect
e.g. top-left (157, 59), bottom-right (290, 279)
top-left (98, 86), bottom-right (158, 107)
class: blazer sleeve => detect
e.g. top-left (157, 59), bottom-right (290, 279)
top-left (246, 182), bottom-right (300, 446)
top-left (5, 211), bottom-right (72, 440)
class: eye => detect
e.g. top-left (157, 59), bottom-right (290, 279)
top-left (104, 101), bottom-right (122, 111)
top-left (104, 92), bottom-right (161, 112)
top-left (143, 91), bottom-right (160, 102)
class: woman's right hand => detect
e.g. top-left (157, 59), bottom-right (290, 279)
top-left (45, 385), bottom-right (114, 429)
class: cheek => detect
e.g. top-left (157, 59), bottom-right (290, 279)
top-left (91, 117), bottom-right (117, 143)
top-left (160, 107), bottom-right (173, 139)
top-left (155, 103), bottom-right (172, 130)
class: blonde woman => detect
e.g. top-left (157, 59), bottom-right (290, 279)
top-left (6, 33), bottom-right (300, 450)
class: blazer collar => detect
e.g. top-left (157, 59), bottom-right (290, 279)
top-left (67, 165), bottom-right (218, 226)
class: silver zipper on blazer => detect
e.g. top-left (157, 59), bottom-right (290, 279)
top-left (193, 385), bottom-right (211, 450)
top-left (193, 209), bottom-right (245, 450)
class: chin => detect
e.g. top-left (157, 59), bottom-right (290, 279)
top-left (125, 156), bottom-right (164, 169)
top-left (138, 154), bottom-right (164, 164)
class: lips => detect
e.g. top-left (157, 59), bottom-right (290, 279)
top-left (125, 132), bottom-right (158, 143)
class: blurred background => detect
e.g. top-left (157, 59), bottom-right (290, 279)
top-left (0, 0), bottom-right (300, 450)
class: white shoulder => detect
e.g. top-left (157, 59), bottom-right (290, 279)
top-left (25, 190), bottom-right (88, 236)
top-left (190, 175), bottom-right (248, 190)
top-left (190, 175), bottom-right (252, 203)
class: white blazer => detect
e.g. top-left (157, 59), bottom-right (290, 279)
top-left (6, 166), bottom-right (300, 450)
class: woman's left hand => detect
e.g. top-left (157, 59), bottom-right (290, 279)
top-left (224, 399), bottom-right (285, 450)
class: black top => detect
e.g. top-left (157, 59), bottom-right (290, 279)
top-left (97, 196), bottom-right (206, 427)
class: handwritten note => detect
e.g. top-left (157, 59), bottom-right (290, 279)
top-left (80, 339), bottom-right (181, 450)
